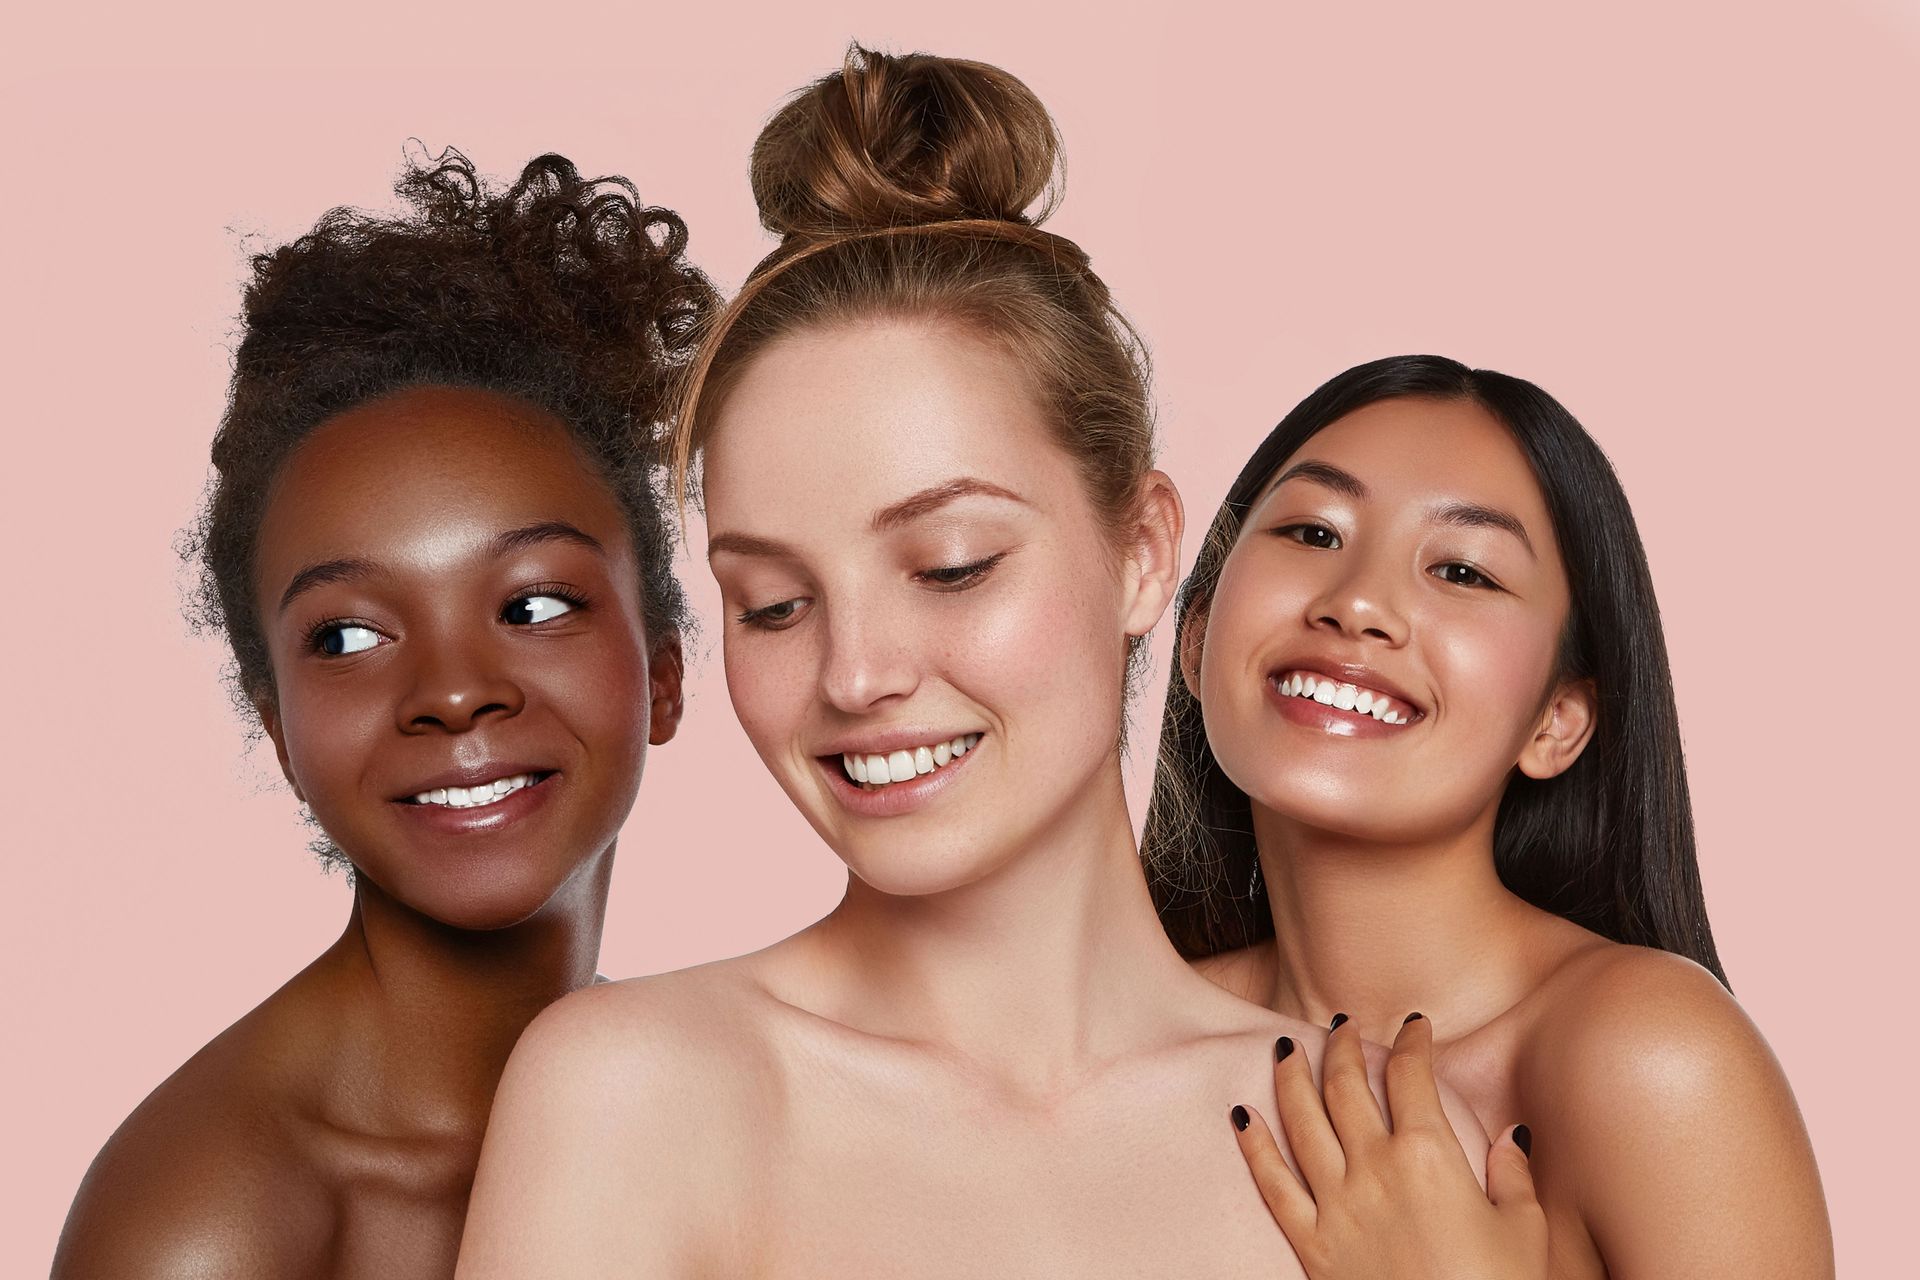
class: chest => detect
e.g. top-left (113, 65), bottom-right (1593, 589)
top-left (302, 1123), bottom-right (480, 1279)
top-left (737, 1057), bottom-right (1309, 1279)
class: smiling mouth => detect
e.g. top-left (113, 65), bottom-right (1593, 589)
top-left (835, 734), bottom-right (981, 789)
top-left (1272, 672), bottom-right (1420, 724)
top-left (401, 771), bottom-right (554, 810)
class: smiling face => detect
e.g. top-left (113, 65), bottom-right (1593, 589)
top-left (252, 385), bottom-right (682, 930)
top-left (702, 317), bottom-right (1175, 896)
top-left (1189, 396), bottom-right (1594, 847)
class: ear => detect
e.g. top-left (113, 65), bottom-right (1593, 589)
top-left (646, 630), bottom-right (687, 747)
top-left (1517, 678), bottom-right (1597, 780)
top-left (253, 693), bottom-right (307, 803)
top-left (1177, 595), bottom-right (1210, 700)
top-left (1119, 470), bottom-right (1185, 640)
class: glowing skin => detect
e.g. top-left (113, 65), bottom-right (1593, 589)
top-left (1191, 396), bottom-right (1585, 852)
top-left (459, 323), bottom-right (1495, 1279)
top-left (55, 387), bottom-right (684, 1280)
top-left (1188, 397), bottom-right (1832, 1279)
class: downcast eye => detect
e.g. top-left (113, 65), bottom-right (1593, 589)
top-left (504, 595), bottom-right (576, 625)
top-left (318, 624), bottom-right (380, 656)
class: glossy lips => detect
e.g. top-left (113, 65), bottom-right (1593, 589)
top-left (406, 771), bottom-right (545, 809)
top-left (1271, 671), bottom-right (1417, 724)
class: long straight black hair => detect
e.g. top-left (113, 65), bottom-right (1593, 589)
top-left (1141, 355), bottom-right (1726, 985)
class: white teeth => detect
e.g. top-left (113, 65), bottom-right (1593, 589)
top-left (409, 774), bottom-right (535, 808)
top-left (1277, 672), bottom-right (1414, 726)
top-left (841, 734), bottom-right (982, 788)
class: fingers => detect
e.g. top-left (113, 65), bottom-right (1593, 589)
top-left (1487, 1123), bottom-right (1541, 1213)
top-left (1270, 1033), bottom-right (1347, 1193)
top-left (1383, 1012), bottom-right (1448, 1138)
top-left (1320, 1012), bottom-right (1388, 1157)
top-left (1231, 1103), bottom-right (1316, 1239)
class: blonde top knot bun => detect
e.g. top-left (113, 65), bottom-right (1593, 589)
top-left (750, 44), bottom-right (1063, 238)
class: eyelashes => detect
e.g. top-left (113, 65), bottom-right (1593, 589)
top-left (1269, 523), bottom-right (1506, 593)
top-left (302, 583), bottom-right (592, 656)
top-left (735, 552), bottom-right (1010, 632)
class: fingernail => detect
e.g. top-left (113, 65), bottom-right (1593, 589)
top-left (1513, 1124), bottom-right (1532, 1158)
top-left (1404, 1012), bottom-right (1424, 1024)
top-left (1329, 1012), bottom-right (1349, 1031)
top-left (1232, 1105), bottom-right (1251, 1132)
top-left (1275, 1036), bottom-right (1294, 1062)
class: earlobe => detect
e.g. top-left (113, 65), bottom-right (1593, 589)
top-left (1121, 470), bottom-right (1186, 639)
top-left (1177, 598), bottom-right (1209, 698)
top-left (254, 693), bottom-right (306, 803)
top-left (1518, 678), bottom-right (1598, 780)
top-left (647, 632), bottom-right (687, 747)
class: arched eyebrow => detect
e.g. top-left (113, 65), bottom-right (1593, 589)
top-left (871, 477), bottom-right (1029, 532)
top-left (1432, 502), bottom-right (1536, 557)
top-left (1266, 460), bottom-right (1368, 500)
top-left (277, 521), bottom-right (603, 613)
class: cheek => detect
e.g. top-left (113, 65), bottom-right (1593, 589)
top-left (1425, 606), bottom-right (1562, 738)
top-left (722, 631), bottom-right (816, 758)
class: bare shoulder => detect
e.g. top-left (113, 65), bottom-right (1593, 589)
top-left (1519, 943), bottom-right (1777, 1123)
top-left (1517, 942), bottom-right (1832, 1276)
top-left (54, 1027), bottom-right (329, 1279)
top-left (461, 957), bottom-right (785, 1276)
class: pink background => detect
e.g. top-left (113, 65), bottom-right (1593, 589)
top-left (6, 1), bottom-right (1913, 1271)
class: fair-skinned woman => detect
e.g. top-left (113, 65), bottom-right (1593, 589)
top-left (457, 50), bottom-right (1491, 1278)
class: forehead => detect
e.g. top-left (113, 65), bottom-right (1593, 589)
top-left (1271, 396), bottom-right (1547, 519)
top-left (702, 318), bottom-right (1077, 530)
top-left (257, 385), bottom-right (629, 566)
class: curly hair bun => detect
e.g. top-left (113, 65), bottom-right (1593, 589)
top-left (750, 44), bottom-right (1063, 239)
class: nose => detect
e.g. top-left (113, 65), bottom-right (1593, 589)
top-left (1306, 548), bottom-right (1409, 646)
top-left (394, 634), bottom-right (526, 733)
top-left (817, 605), bottom-right (919, 713)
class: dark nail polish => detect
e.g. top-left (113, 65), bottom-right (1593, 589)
top-left (1513, 1124), bottom-right (1532, 1158)
top-left (1329, 1012), bottom-right (1349, 1032)
top-left (1404, 1012), bottom-right (1424, 1024)
top-left (1232, 1105), bottom-right (1251, 1131)
top-left (1275, 1036), bottom-right (1295, 1062)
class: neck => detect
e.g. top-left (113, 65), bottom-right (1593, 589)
top-left (813, 759), bottom-right (1200, 1090)
top-left (315, 845), bottom-right (613, 1137)
top-left (1253, 804), bottom-right (1542, 1046)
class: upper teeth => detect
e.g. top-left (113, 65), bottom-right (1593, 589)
top-left (1277, 673), bottom-right (1412, 724)
top-left (843, 735), bottom-right (980, 787)
top-left (412, 773), bottom-right (536, 808)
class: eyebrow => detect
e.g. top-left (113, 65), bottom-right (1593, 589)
top-left (871, 477), bottom-right (1030, 532)
top-left (1268, 460), bottom-right (1368, 500)
top-left (1431, 502), bottom-right (1536, 557)
top-left (276, 521), bottom-right (604, 614)
top-left (706, 477), bottom-right (1030, 560)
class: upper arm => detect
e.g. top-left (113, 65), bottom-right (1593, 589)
top-left (1535, 953), bottom-right (1833, 1279)
top-left (457, 984), bottom-right (744, 1279)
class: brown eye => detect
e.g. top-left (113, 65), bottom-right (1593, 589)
top-left (1277, 523), bottom-right (1341, 550)
top-left (503, 594), bottom-right (577, 625)
top-left (738, 597), bottom-right (808, 630)
top-left (1435, 563), bottom-right (1493, 589)
top-left (313, 623), bottom-right (381, 656)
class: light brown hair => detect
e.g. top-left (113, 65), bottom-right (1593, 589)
top-left (669, 44), bottom-right (1157, 564)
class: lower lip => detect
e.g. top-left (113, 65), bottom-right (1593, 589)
top-left (392, 774), bottom-right (559, 835)
top-left (1266, 680), bottom-right (1416, 739)
top-left (818, 742), bottom-right (982, 817)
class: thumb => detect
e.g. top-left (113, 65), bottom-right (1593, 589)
top-left (1487, 1123), bottom-right (1540, 1212)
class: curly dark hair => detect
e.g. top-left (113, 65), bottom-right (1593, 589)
top-left (185, 147), bottom-right (715, 711)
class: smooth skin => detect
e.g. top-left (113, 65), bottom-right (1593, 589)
top-left (1188, 397), bottom-right (1831, 1277)
top-left (55, 387), bottom-right (684, 1280)
top-left (457, 320), bottom-right (1488, 1279)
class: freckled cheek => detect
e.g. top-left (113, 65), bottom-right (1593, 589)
top-left (723, 636), bottom-right (819, 764)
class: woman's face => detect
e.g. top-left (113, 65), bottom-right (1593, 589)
top-left (702, 318), bottom-right (1175, 896)
top-left (1190, 396), bottom-right (1592, 846)
top-left (253, 385), bottom-right (682, 930)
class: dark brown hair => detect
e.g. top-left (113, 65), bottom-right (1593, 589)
top-left (185, 148), bottom-right (715, 712)
top-left (1142, 355), bottom-right (1727, 986)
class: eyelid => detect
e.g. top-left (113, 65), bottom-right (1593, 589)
top-left (915, 551), bottom-right (1007, 588)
